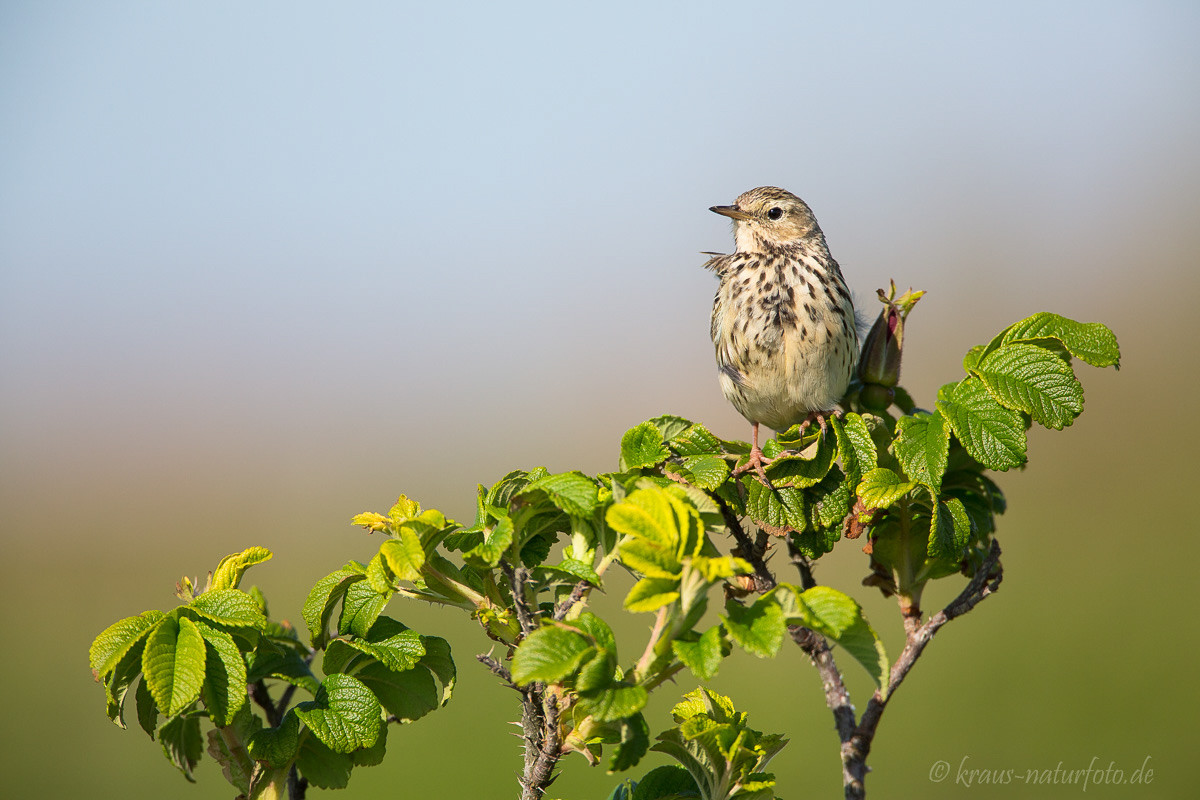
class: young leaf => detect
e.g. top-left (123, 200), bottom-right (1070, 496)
top-left (581, 683), bottom-right (649, 723)
top-left (839, 413), bottom-right (879, 474)
top-left (417, 635), bottom-right (457, 707)
top-left (672, 627), bottom-right (724, 681)
top-left (609, 712), bottom-right (652, 774)
top-left (625, 577), bottom-right (681, 612)
top-left (159, 713), bottom-right (203, 782)
top-left (721, 596), bottom-right (784, 659)
top-left (249, 710), bottom-right (301, 768)
top-left (295, 735), bottom-right (354, 790)
top-left (90, 610), bottom-right (165, 679)
top-left (511, 625), bottom-right (593, 685)
top-left (195, 622), bottom-right (248, 726)
top-left (338, 579), bottom-right (389, 639)
top-left (929, 498), bottom-right (973, 560)
top-left (521, 470), bottom-right (601, 517)
top-left (627, 765), bottom-right (700, 799)
top-left (380, 527), bottom-right (425, 580)
top-left (355, 660), bottom-right (439, 722)
top-left (775, 585), bottom-right (889, 693)
top-left (893, 411), bottom-right (950, 492)
top-left (764, 432), bottom-right (836, 488)
top-left (936, 378), bottom-right (1027, 471)
top-left (650, 414), bottom-right (694, 441)
top-left (142, 614), bottom-right (208, 717)
top-left (743, 479), bottom-right (806, 531)
top-left (295, 673), bottom-right (383, 754)
top-left (857, 467), bottom-right (917, 510)
top-left (189, 589), bottom-right (268, 630)
top-left (620, 421), bottom-right (671, 470)
top-left (970, 342), bottom-right (1084, 429)
top-left (669, 423), bottom-right (727, 457)
top-left (209, 546), bottom-right (273, 592)
top-left (302, 566), bottom-right (366, 647)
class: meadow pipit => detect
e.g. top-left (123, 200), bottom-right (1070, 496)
top-left (705, 186), bottom-right (858, 484)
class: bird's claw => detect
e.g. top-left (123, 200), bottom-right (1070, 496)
top-left (732, 446), bottom-right (775, 489)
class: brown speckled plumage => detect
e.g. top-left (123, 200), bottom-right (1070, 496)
top-left (705, 187), bottom-right (857, 482)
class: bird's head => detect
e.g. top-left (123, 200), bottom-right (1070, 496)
top-left (710, 186), bottom-right (822, 252)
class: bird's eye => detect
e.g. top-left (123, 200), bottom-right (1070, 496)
top-left (766, 207), bottom-right (784, 220)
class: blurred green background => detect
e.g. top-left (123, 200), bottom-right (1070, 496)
top-left (2, 2), bottom-right (1197, 797)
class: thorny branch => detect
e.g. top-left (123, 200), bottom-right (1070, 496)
top-left (785, 537), bottom-right (1004, 799)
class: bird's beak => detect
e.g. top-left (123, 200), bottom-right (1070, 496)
top-left (710, 205), bottom-right (752, 221)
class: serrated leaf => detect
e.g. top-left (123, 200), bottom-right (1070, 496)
top-left (669, 423), bottom-right (727, 457)
top-left (840, 413), bottom-right (879, 474)
top-left (619, 538), bottom-right (683, 579)
top-left (209, 547), bottom-right (273, 592)
top-left (463, 512), bottom-right (514, 568)
top-left (856, 467), bottom-right (917, 509)
top-left (365, 551), bottom-right (393, 594)
top-left (159, 713), bottom-right (203, 782)
top-left (628, 765), bottom-right (700, 799)
top-left (195, 622), bottom-right (247, 726)
top-left (721, 597), bottom-right (784, 659)
top-left (135, 676), bottom-right (158, 738)
top-left (355, 659), bottom-right (440, 722)
top-left (295, 673), bottom-right (382, 754)
top-left (936, 378), bottom-right (1027, 470)
top-left (743, 479), bottom-right (806, 530)
top-left (581, 682), bottom-right (649, 723)
top-left (90, 610), bottom-right (165, 678)
top-left (522, 470), bottom-right (600, 517)
top-left (677, 454), bottom-right (730, 490)
top-left (142, 615), bottom-right (207, 717)
top-left (774, 585), bottom-right (889, 693)
top-left (764, 433), bottom-right (836, 488)
top-left (302, 567), bottom-right (365, 648)
top-left (929, 498), bottom-right (973, 560)
top-left (325, 617), bottom-right (425, 675)
top-left (550, 556), bottom-right (601, 585)
top-left (380, 527), bottom-right (425, 580)
top-left (996, 311), bottom-right (1120, 368)
top-left (971, 342), bottom-right (1084, 429)
top-left (609, 712), bottom-right (652, 774)
top-left (893, 412), bottom-right (950, 492)
top-left (248, 709), bottom-right (301, 768)
top-left (511, 625), bottom-right (593, 685)
top-left (650, 414), bottom-right (694, 440)
top-left (620, 421), bottom-right (671, 470)
top-left (189, 589), bottom-right (268, 630)
top-left (672, 627), bottom-right (724, 680)
top-left (624, 577), bottom-right (681, 612)
top-left (295, 734), bottom-right (354, 790)
top-left (417, 635), bottom-right (456, 707)
top-left (103, 638), bottom-right (147, 726)
top-left (352, 721), bottom-right (388, 767)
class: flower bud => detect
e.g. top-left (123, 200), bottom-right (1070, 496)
top-left (858, 282), bottom-right (924, 405)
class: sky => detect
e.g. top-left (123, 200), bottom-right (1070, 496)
top-left (1, 2), bottom-right (1199, 797)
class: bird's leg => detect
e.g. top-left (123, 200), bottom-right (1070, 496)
top-left (732, 422), bottom-right (775, 488)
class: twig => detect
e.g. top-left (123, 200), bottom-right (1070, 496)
top-left (552, 580), bottom-right (591, 621)
top-left (502, 561), bottom-right (537, 635)
top-left (477, 653), bottom-right (516, 686)
top-left (714, 493), bottom-right (776, 591)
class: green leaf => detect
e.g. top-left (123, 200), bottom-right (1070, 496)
top-left (581, 683), bottom-right (649, 723)
top-left (338, 578), bottom-right (389, 639)
top-left (840, 413), bottom-right (879, 474)
top-left (189, 589), bottom-right (268, 630)
top-left (624, 577), bottom-right (681, 612)
top-left (103, 637), bottom-right (147, 726)
top-left (574, 611), bottom-right (617, 651)
top-left (195, 622), bottom-right (247, 726)
top-left (209, 546), bottom-right (273, 591)
top-left (205, 705), bottom-right (259, 794)
top-left (550, 556), bottom-right (602, 585)
top-left (295, 673), bottom-right (382, 754)
top-left (970, 342), bottom-right (1084, 429)
top-left (629, 765), bottom-right (700, 799)
top-left (609, 712), bottom-right (652, 774)
top-left (676, 454), bottom-right (730, 490)
top-left (463, 512), bottom-right (514, 568)
top-left (929, 498), bottom-right (973, 560)
top-left (352, 721), bottom-right (388, 767)
top-left (511, 625), bottom-right (593, 685)
top-left (764, 432), bottom-right (836, 488)
top-left (619, 538), bottom-right (683, 580)
top-left (522, 470), bottom-right (601, 517)
top-left (669, 423), bottom-right (726, 457)
top-left (620, 421), bottom-right (671, 470)
top-left (936, 378), bottom-right (1027, 471)
top-left (417, 635), bottom-right (456, 707)
top-left (575, 649), bottom-right (618, 693)
top-left (324, 617), bottom-right (425, 675)
top-left (672, 627), bottom-right (724, 680)
top-left (774, 585), bottom-right (889, 693)
top-left (302, 566), bottom-right (365, 648)
top-left (857, 467), bottom-right (917, 510)
top-left (743, 479), bottom-right (806, 531)
top-left (142, 614), bottom-right (207, 717)
top-left (90, 610), bottom-right (165, 679)
top-left (721, 597), bottom-right (784, 659)
top-left (135, 676), bottom-right (158, 738)
top-left (295, 735), bottom-right (354, 790)
top-left (650, 414), bottom-right (694, 441)
top-left (380, 527), bottom-right (426, 580)
top-left (356, 659), bottom-right (440, 722)
top-left (893, 412), bottom-right (950, 492)
top-left (159, 713), bottom-right (203, 782)
top-left (994, 311), bottom-right (1120, 368)
top-left (249, 710), bottom-right (301, 768)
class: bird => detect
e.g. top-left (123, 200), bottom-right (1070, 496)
top-left (705, 186), bottom-right (858, 485)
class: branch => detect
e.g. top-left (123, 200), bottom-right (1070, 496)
top-left (521, 694), bottom-right (561, 800)
top-left (552, 580), bottom-right (592, 621)
top-left (714, 493), bottom-right (776, 591)
top-left (502, 561), bottom-right (537, 635)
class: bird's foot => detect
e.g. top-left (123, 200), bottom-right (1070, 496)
top-left (732, 444), bottom-right (775, 489)
top-left (797, 409), bottom-right (842, 440)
